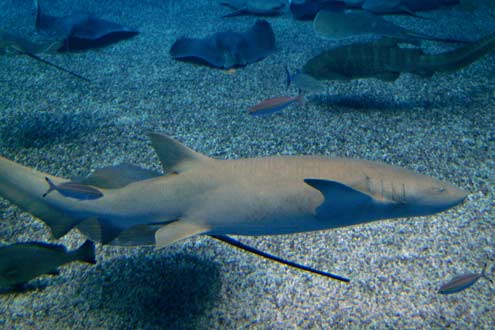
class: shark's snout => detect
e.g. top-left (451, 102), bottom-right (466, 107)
top-left (415, 182), bottom-right (467, 215)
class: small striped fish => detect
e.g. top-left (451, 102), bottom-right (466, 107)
top-left (438, 264), bottom-right (492, 294)
top-left (43, 177), bottom-right (103, 200)
top-left (248, 93), bottom-right (304, 116)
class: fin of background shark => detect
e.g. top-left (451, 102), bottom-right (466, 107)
top-left (155, 219), bottom-right (211, 249)
top-left (0, 156), bottom-right (85, 238)
top-left (148, 133), bottom-right (214, 173)
top-left (304, 179), bottom-right (380, 218)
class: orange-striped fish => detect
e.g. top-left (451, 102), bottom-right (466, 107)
top-left (248, 93), bottom-right (304, 116)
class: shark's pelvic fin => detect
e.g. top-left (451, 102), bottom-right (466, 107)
top-left (148, 133), bottom-right (213, 174)
top-left (155, 219), bottom-right (211, 249)
top-left (304, 179), bottom-right (374, 218)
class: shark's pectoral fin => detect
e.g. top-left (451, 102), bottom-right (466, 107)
top-left (148, 133), bottom-right (214, 174)
top-left (155, 220), bottom-right (210, 249)
top-left (304, 179), bottom-right (373, 218)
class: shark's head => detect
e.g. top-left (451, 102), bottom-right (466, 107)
top-left (389, 173), bottom-right (467, 217)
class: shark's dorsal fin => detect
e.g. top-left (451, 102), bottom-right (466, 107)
top-left (155, 219), bottom-right (210, 249)
top-left (148, 133), bottom-right (213, 173)
top-left (304, 179), bottom-right (373, 218)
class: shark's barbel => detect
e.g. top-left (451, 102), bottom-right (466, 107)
top-left (0, 133), bottom-right (466, 248)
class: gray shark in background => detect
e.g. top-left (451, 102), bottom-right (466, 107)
top-left (303, 33), bottom-right (495, 81)
top-left (0, 133), bottom-right (466, 248)
top-left (351, 0), bottom-right (460, 16)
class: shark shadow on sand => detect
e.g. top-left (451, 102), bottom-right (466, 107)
top-left (84, 253), bottom-right (221, 329)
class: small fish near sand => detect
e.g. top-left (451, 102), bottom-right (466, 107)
top-left (248, 93), bottom-right (305, 116)
top-left (438, 264), bottom-right (492, 294)
top-left (43, 177), bottom-right (104, 200)
top-left (0, 240), bottom-right (95, 290)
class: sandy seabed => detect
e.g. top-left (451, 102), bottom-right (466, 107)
top-left (0, 0), bottom-right (494, 329)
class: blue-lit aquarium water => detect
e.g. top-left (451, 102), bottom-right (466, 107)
top-left (0, 0), bottom-right (493, 329)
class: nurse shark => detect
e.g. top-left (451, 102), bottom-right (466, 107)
top-left (0, 133), bottom-right (466, 248)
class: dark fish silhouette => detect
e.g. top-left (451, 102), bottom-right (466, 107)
top-left (302, 33), bottom-right (495, 82)
top-left (359, 0), bottom-right (460, 15)
top-left (221, 0), bottom-right (286, 17)
top-left (170, 19), bottom-right (275, 69)
top-left (290, 0), bottom-right (459, 20)
top-left (0, 29), bottom-right (89, 81)
top-left (0, 240), bottom-right (95, 289)
top-left (43, 177), bottom-right (104, 200)
top-left (290, 0), bottom-right (345, 20)
top-left (438, 264), bottom-right (492, 294)
top-left (34, 0), bottom-right (139, 52)
top-left (313, 9), bottom-right (469, 44)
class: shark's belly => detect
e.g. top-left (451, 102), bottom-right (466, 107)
top-left (188, 180), bottom-right (329, 236)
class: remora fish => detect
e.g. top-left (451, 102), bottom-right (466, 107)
top-left (302, 33), bottom-right (495, 81)
top-left (249, 94), bottom-right (304, 115)
top-left (438, 264), bottom-right (492, 294)
top-left (43, 177), bottom-right (104, 200)
top-left (0, 240), bottom-right (95, 288)
top-left (0, 133), bottom-right (466, 247)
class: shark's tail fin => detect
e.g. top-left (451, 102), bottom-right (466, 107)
top-left (419, 33), bottom-right (495, 74)
top-left (0, 156), bottom-right (83, 238)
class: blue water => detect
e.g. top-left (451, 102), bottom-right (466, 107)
top-left (0, 0), bottom-right (494, 329)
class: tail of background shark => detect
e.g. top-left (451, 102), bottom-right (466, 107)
top-left (417, 33), bottom-right (495, 75)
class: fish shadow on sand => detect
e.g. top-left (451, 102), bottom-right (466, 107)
top-left (0, 111), bottom-right (100, 149)
top-left (0, 281), bottom-right (49, 295)
top-left (311, 91), bottom-right (478, 112)
top-left (83, 252), bottom-right (221, 329)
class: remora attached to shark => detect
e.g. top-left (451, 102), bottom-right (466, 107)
top-left (0, 134), bottom-right (466, 248)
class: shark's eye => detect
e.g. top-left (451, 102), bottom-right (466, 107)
top-left (431, 187), bottom-right (446, 194)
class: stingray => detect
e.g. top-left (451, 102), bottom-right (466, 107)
top-left (0, 29), bottom-right (89, 81)
top-left (170, 19), bottom-right (275, 69)
top-left (34, 0), bottom-right (139, 52)
top-left (220, 0), bottom-right (286, 17)
top-left (313, 9), bottom-right (470, 44)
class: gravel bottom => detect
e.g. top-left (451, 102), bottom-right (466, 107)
top-left (0, 0), bottom-right (494, 329)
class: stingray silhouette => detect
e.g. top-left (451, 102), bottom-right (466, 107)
top-left (34, 0), bottom-right (139, 52)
